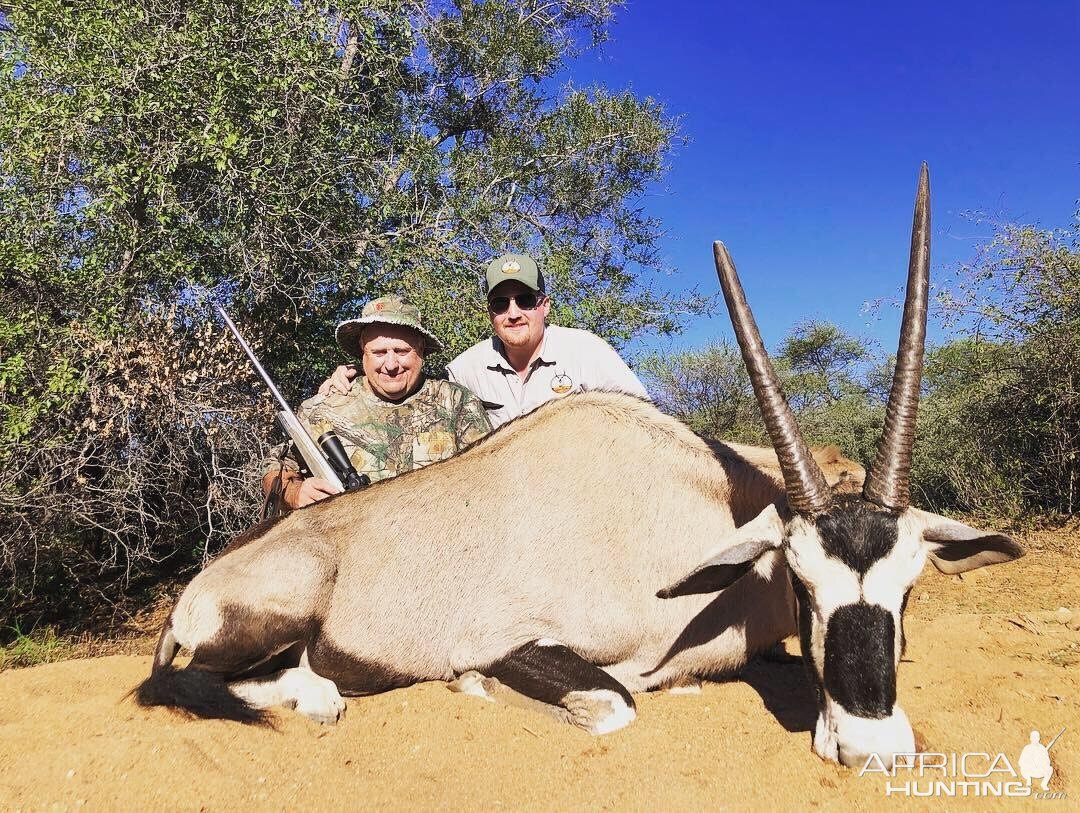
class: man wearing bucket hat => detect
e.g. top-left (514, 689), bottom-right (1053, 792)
top-left (261, 295), bottom-right (491, 509)
top-left (320, 254), bottom-right (649, 429)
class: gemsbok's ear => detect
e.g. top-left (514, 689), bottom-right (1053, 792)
top-left (657, 504), bottom-right (785, 598)
top-left (910, 508), bottom-right (1025, 575)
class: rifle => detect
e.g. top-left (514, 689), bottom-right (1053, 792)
top-left (214, 304), bottom-right (368, 496)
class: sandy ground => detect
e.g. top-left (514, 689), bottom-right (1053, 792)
top-left (1, 530), bottom-right (1077, 812)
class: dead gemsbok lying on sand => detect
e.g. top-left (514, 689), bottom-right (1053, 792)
top-left (137, 164), bottom-right (1022, 768)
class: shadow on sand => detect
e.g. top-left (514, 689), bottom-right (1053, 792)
top-left (726, 651), bottom-right (818, 734)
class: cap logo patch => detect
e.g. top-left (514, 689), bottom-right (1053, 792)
top-left (374, 301), bottom-right (386, 311)
top-left (501, 260), bottom-right (521, 274)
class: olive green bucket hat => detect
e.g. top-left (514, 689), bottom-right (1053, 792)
top-left (335, 295), bottom-right (444, 358)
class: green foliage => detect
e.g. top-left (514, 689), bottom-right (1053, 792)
top-left (0, 624), bottom-right (74, 670)
top-left (777, 322), bottom-right (884, 463)
top-left (639, 342), bottom-right (762, 440)
top-left (640, 322), bottom-right (883, 459)
top-left (909, 340), bottom-right (1025, 515)
top-left (1, 0), bottom-right (700, 617)
top-left (918, 218), bottom-right (1080, 517)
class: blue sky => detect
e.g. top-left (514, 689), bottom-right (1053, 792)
top-left (568, 1), bottom-right (1080, 356)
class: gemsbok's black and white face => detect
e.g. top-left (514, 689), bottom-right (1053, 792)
top-left (783, 496), bottom-right (1018, 767)
top-left (664, 164), bottom-right (1023, 768)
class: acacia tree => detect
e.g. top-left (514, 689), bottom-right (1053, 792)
top-left (0, 0), bottom-right (700, 619)
top-left (777, 322), bottom-right (884, 464)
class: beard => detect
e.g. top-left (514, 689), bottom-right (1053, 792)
top-left (496, 323), bottom-right (535, 348)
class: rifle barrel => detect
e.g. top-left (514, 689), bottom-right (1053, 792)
top-left (214, 304), bottom-right (293, 415)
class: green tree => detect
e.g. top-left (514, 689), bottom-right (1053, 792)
top-left (639, 341), bottom-right (761, 441)
top-left (0, 0), bottom-right (700, 621)
top-left (778, 321), bottom-right (883, 464)
top-left (910, 339), bottom-right (1025, 515)
top-left (640, 321), bottom-right (882, 460)
top-left (919, 217), bottom-right (1080, 517)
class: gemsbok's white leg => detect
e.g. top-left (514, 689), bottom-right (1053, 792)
top-left (229, 667), bottom-right (346, 724)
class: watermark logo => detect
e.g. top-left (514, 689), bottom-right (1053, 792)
top-left (1020, 730), bottom-right (1058, 791)
top-left (859, 727), bottom-right (1067, 799)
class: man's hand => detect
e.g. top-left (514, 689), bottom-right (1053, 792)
top-left (286, 477), bottom-right (337, 509)
top-left (264, 470), bottom-right (338, 510)
top-left (318, 364), bottom-right (360, 396)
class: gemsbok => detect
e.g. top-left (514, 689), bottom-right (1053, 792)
top-left (137, 163), bottom-right (1022, 768)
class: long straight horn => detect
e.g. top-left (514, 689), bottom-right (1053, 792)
top-left (863, 163), bottom-right (931, 511)
top-left (714, 242), bottom-right (831, 516)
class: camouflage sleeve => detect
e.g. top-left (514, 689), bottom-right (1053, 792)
top-left (259, 439), bottom-right (299, 479)
top-left (453, 386), bottom-right (493, 447)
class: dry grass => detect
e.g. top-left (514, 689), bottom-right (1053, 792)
top-left (1, 588), bottom-right (176, 671)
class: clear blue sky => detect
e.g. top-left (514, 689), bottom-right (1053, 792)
top-left (568, 1), bottom-right (1079, 356)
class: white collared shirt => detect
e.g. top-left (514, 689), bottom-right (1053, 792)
top-left (446, 324), bottom-right (650, 428)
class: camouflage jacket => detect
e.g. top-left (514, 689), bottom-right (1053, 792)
top-left (261, 376), bottom-right (492, 483)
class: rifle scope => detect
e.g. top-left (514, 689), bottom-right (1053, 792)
top-left (317, 432), bottom-right (370, 491)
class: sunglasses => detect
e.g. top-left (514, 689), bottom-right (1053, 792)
top-left (487, 292), bottom-right (545, 315)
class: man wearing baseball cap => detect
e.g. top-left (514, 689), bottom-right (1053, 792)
top-left (445, 253), bottom-right (649, 428)
top-left (261, 295), bottom-right (491, 509)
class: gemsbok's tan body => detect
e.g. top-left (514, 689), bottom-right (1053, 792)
top-left (138, 392), bottom-right (859, 728)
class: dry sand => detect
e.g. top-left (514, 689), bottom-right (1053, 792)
top-left (1, 531), bottom-right (1076, 811)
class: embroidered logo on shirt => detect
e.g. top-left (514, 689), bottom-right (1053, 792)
top-left (550, 373), bottom-right (573, 395)
top-left (501, 260), bottom-right (521, 273)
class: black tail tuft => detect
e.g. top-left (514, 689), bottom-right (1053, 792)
top-left (135, 665), bottom-right (271, 725)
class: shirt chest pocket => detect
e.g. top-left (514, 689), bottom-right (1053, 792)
top-left (412, 431), bottom-right (455, 467)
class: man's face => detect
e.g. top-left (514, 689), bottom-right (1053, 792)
top-left (360, 324), bottom-right (425, 401)
top-left (488, 280), bottom-right (550, 352)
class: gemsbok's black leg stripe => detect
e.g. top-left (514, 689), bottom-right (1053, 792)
top-left (482, 640), bottom-right (635, 709)
top-left (189, 606), bottom-right (315, 678)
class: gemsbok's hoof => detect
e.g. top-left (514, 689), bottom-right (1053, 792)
top-left (564, 689), bottom-right (636, 735)
top-left (447, 670), bottom-right (496, 702)
top-left (286, 669), bottom-right (347, 724)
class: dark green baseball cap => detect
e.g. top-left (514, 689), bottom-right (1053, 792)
top-left (485, 253), bottom-right (545, 294)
